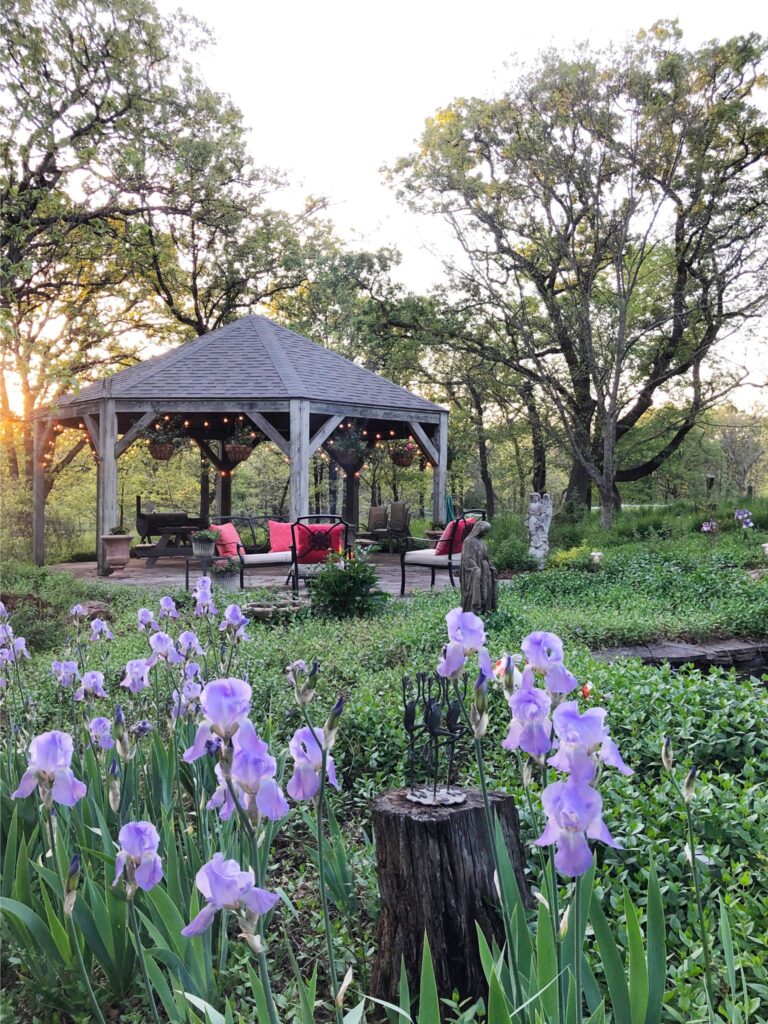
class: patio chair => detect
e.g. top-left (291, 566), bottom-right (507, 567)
top-left (400, 509), bottom-right (486, 595)
top-left (356, 505), bottom-right (388, 549)
top-left (372, 501), bottom-right (411, 553)
top-left (289, 515), bottom-right (349, 594)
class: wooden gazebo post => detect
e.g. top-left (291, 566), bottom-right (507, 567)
top-left (96, 398), bottom-right (118, 575)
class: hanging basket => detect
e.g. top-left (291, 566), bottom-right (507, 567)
top-left (390, 449), bottom-right (416, 468)
top-left (332, 449), bottom-right (366, 471)
top-left (148, 442), bottom-right (175, 461)
top-left (224, 443), bottom-right (254, 464)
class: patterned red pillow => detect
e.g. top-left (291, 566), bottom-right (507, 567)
top-left (293, 523), bottom-right (345, 564)
top-left (434, 518), bottom-right (476, 556)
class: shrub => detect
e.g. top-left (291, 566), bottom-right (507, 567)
top-left (308, 549), bottom-right (388, 618)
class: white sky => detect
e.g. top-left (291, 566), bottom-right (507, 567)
top-left (150, 0), bottom-right (767, 407)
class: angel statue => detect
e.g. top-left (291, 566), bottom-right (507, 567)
top-left (524, 492), bottom-right (553, 568)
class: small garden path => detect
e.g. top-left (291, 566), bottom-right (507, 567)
top-left (594, 638), bottom-right (768, 678)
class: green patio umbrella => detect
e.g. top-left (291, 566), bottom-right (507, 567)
top-left (445, 494), bottom-right (456, 522)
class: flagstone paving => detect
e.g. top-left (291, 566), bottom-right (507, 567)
top-left (49, 552), bottom-right (454, 598)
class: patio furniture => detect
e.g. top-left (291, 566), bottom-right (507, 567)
top-left (235, 517), bottom-right (294, 589)
top-left (400, 510), bottom-right (486, 595)
top-left (357, 505), bottom-right (388, 541)
top-left (372, 501), bottom-right (411, 553)
top-left (288, 515), bottom-right (349, 594)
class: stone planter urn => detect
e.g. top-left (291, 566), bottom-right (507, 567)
top-left (101, 534), bottom-right (133, 573)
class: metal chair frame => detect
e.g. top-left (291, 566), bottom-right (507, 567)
top-left (289, 515), bottom-right (350, 594)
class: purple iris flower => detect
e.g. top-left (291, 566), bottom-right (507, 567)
top-left (193, 577), bottom-right (217, 617)
top-left (548, 702), bottom-right (632, 783)
top-left (183, 678), bottom-right (252, 762)
top-left (52, 660), bottom-right (79, 689)
top-left (0, 601), bottom-right (7, 619)
top-left (74, 670), bottom-right (107, 701)
top-left (543, 660), bottom-right (579, 696)
top-left (120, 659), bottom-right (151, 694)
top-left (178, 631), bottom-right (204, 657)
top-left (521, 631), bottom-right (564, 671)
top-left (477, 647), bottom-right (493, 681)
top-left (148, 632), bottom-right (184, 665)
top-left (219, 604), bottom-right (248, 640)
top-left (502, 669), bottom-right (553, 758)
top-left (89, 716), bottom-right (115, 750)
top-left (131, 719), bottom-right (153, 738)
top-left (113, 821), bottom-right (163, 893)
top-left (446, 608), bottom-right (486, 652)
top-left (181, 853), bottom-right (278, 937)
top-left (207, 720), bottom-right (289, 822)
top-left (0, 623), bottom-right (13, 644)
top-left (11, 730), bottom-right (87, 807)
top-left (535, 778), bottom-right (620, 877)
top-left (69, 604), bottom-right (88, 619)
top-left (158, 596), bottom-right (179, 620)
top-left (137, 608), bottom-right (159, 632)
top-left (172, 679), bottom-right (202, 720)
top-left (89, 618), bottom-right (113, 642)
top-left (436, 640), bottom-right (467, 679)
top-left (4, 636), bottom-right (30, 662)
top-left (286, 725), bottom-right (339, 801)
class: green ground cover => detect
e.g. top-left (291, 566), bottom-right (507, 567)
top-left (1, 526), bottom-right (767, 1022)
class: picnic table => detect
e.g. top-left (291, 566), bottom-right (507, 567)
top-left (144, 525), bottom-right (198, 567)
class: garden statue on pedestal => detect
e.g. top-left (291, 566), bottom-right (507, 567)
top-left (525, 491), bottom-right (553, 568)
top-left (459, 519), bottom-right (498, 615)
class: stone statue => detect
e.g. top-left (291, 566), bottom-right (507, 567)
top-left (525, 492), bottom-right (553, 568)
top-left (460, 520), bottom-right (498, 615)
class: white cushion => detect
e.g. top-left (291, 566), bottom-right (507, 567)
top-left (240, 551), bottom-right (293, 566)
top-left (403, 549), bottom-right (451, 568)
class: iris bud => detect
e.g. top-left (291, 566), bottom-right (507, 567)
top-left (323, 695), bottom-right (344, 751)
top-left (661, 737), bottom-right (673, 771)
top-left (64, 854), bottom-right (80, 917)
top-left (683, 766), bottom-right (697, 803)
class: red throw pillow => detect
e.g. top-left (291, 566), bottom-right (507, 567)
top-left (268, 520), bottom-right (292, 552)
top-left (434, 517), bottom-right (477, 556)
top-left (210, 521), bottom-right (242, 557)
top-left (293, 522), bottom-right (345, 564)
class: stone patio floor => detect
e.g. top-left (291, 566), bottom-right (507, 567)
top-left (49, 552), bottom-right (454, 598)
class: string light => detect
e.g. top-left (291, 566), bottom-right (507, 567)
top-left (203, 421), bottom-right (209, 427)
top-left (223, 417), bottom-right (229, 423)
top-left (183, 420), bottom-right (190, 428)
top-left (163, 415), bottom-right (171, 421)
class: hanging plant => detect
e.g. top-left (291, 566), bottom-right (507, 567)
top-left (327, 424), bottom-right (368, 470)
top-left (389, 440), bottom-right (417, 468)
top-left (224, 422), bottom-right (263, 464)
top-left (141, 416), bottom-right (188, 460)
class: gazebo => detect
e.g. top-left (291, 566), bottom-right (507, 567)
top-left (32, 314), bottom-right (448, 574)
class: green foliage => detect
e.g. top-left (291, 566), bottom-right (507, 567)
top-left (486, 514), bottom-right (539, 572)
top-left (309, 551), bottom-right (389, 619)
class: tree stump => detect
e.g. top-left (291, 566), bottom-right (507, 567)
top-left (371, 788), bottom-right (530, 1004)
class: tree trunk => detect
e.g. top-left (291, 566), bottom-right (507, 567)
top-left (328, 461), bottom-right (338, 516)
top-left (468, 383), bottom-right (495, 518)
top-left (522, 383), bottom-right (546, 494)
top-left (371, 788), bottom-right (530, 1005)
top-left (565, 459), bottom-right (592, 509)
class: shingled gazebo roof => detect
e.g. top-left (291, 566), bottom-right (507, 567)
top-left (54, 315), bottom-right (442, 415)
